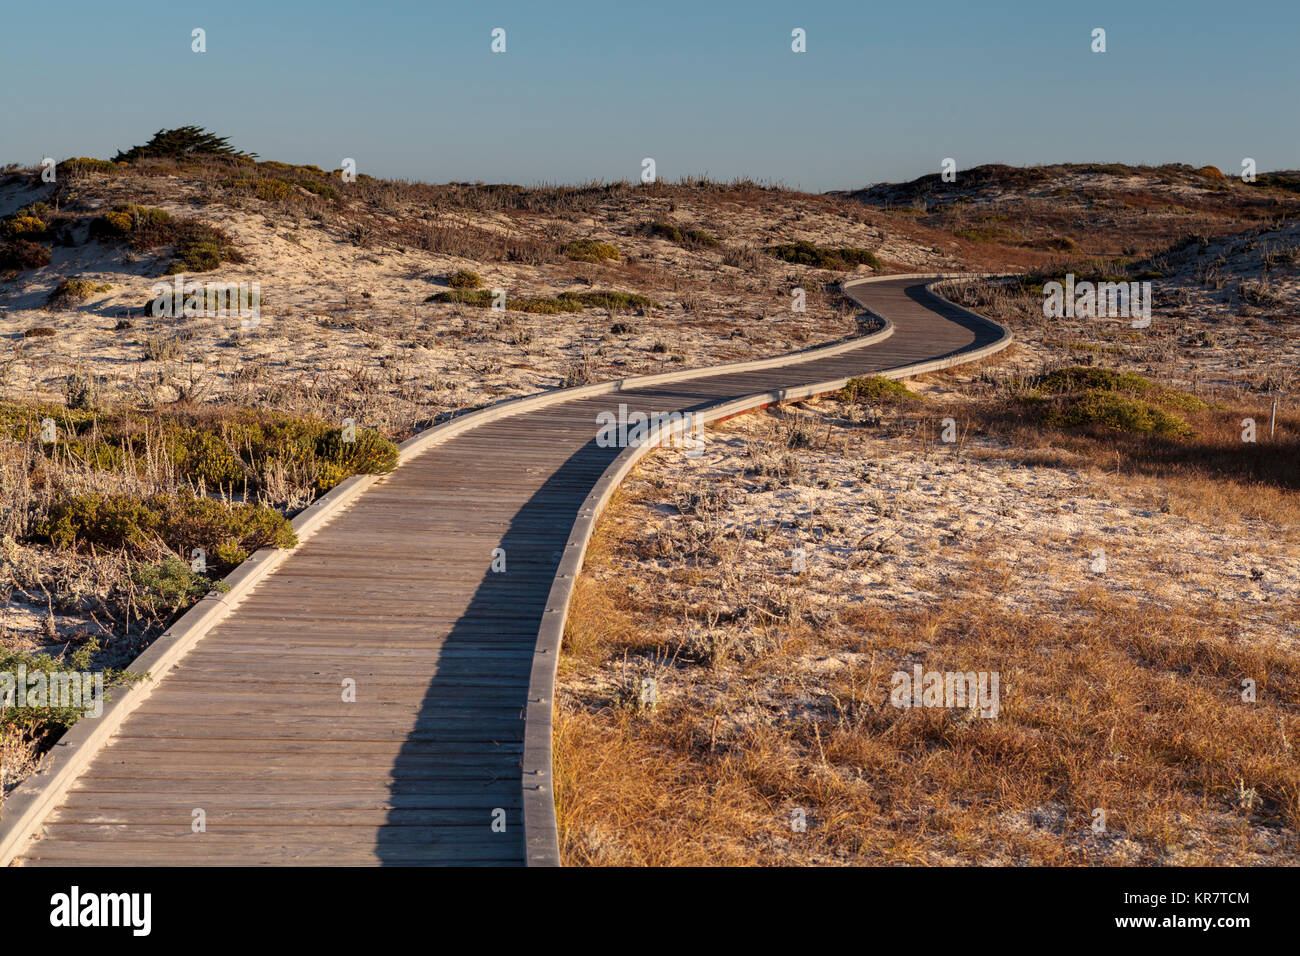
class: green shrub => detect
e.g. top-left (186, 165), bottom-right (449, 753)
top-left (170, 429), bottom-right (248, 487)
top-left (427, 288), bottom-right (496, 307)
top-left (166, 222), bottom-right (243, 273)
top-left (1035, 366), bottom-right (1206, 412)
top-left (765, 240), bottom-right (880, 271)
top-left (1043, 390), bottom-right (1191, 437)
top-left (648, 221), bottom-right (719, 246)
top-left (35, 492), bottom-right (297, 573)
top-left (837, 376), bottom-right (921, 403)
top-left (58, 157), bottom-right (120, 176)
top-left (447, 269), bottom-right (483, 290)
top-left (0, 643), bottom-right (136, 740)
top-left (2, 215), bottom-right (46, 237)
top-left (88, 204), bottom-right (172, 240)
top-left (649, 221), bottom-right (686, 242)
top-left (2, 404), bottom-right (400, 500)
top-left (562, 290), bottom-right (658, 311)
top-left (131, 557), bottom-right (222, 618)
top-left (313, 427), bottom-right (399, 490)
top-left (46, 278), bottom-right (112, 309)
top-left (565, 239), bottom-right (620, 263)
top-left (295, 179), bottom-right (339, 200)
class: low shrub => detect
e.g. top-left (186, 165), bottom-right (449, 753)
top-left (131, 557), bottom-right (224, 618)
top-left (2, 215), bottom-right (47, 238)
top-left (566, 290), bottom-right (658, 311)
top-left (565, 239), bottom-right (620, 263)
top-left (88, 204), bottom-right (243, 272)
top-left (1, 404), bottom-right (400, 498)
top-left (58, 157), bottom-right (120, 176)
top-left (447, 269), bottom-right (483, 289)
top-left (88, 203), bottom-right (174, 241)
top-left (166, 222), bottom-right (244, 273)
top-left (837, 376), bottom-right (921, 403)
top-left (1020, 236), bottom-right (1076, 251)
top-left (953, 225), bottom-right (1019, 244)
top-left (296, 179), bottom-right (339, 201)
top-left (46, 278), bottom-right (112, 309)
top-left (647, 221), bottom-right (720, 247)
top-left (0, 239), bottom-right (51, 270)
top-left (1035, 366), bottom-right (1206, 412)
top-left (765, 240), bottom-right (880, 271)
top-left (35, 492), bottom-right (297, 573)
top-left (0, 642), bottom-right (135, 740)
top-left (1041, 390), bottom-right (1191, 437)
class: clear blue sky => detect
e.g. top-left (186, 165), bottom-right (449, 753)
top-left (2, 0), bottom-right (1295, 191)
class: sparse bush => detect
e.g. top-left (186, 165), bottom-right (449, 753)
top-left (1034, 366), bottom-right (1206, 412)
top-left (58, 157), bottom-right (120, 177)
top-left (34, 492), bottom-right (296, 573)
top-left (1042, 390), bottom-right (1191, 437)
top-left (0, 643), bottom-right (134, 741)
top-left (0, 239), bottom-right (51, 270)
top-left (1020, 236), bottom-right (1075, 251)
top-left (565, 239), bottom-right (621, 263)
top-left (46, 278), bottom-right (112, 309)
top-left (1240, 278), bottom-right (1285, 308)
top-left (647, 221), bottom-right (719, 247)
top-left (765, 240), bottom-right (880, 270)
top-left (141, 335), bottom-right (182, 362)
top-left (953, 225), bottom-right (1019, 244)
top-left (2, 215), bottom-right (47, 238)
top-left (837, 376), bottom-right (921, 403)
top-left (64, 373), bottom-right (96, 410)
top-left (131, 557), bottom-right (222, 618)
top-left (447, 269), bottom-right (483, 289)
top-left (568, 291), bottom-right (658, 311)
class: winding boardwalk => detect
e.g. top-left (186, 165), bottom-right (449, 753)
top-left (11, 276), bottom-right (1007, 866)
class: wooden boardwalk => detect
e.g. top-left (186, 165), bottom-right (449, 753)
top-left (13, 276), bottom-right (1006, 865)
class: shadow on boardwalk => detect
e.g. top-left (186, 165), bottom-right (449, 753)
top-left (375, 437), bottom-right (620, 865)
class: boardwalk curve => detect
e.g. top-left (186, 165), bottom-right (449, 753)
top-left (2, 274), bottom-right (1010, 866)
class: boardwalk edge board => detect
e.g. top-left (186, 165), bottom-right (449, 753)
top-left (0, 272), bottom-right (1008, 867)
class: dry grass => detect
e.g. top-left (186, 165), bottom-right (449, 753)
top-left (556, 371), bottom-right (1300, 866)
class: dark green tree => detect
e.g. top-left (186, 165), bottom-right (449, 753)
top-left (112, 127), bottom-right (256, 163)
